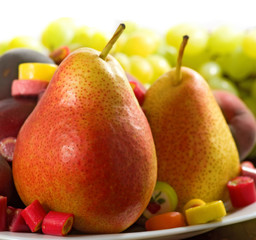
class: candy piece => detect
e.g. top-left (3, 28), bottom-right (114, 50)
top-left (42, 211), bottom-right (74, 236)
top-left (145, 212), bottom-right (186, 231)
top-left (18, 63), bottom-right (57, 82)
top-left (241, 161), bottom-right (255, 169)
top-left (185, 200), bottom-right (226, 225)
top-left (0, 137), bottom-right (16, 162)
top-left (241, 165), bottom-right (256, 184)
top-left (12, 79), bottom-right (48, 97)
top-left (227, 176), bottom-right (256, 208)
top-left (49, 46), bottom-right (70, 65)
top-left (21, 199), bottom-right (47, 232)
top-left (183, 198), bottom-right (206, 212)
top-left (8, 207), bottom-right (30, 232)
top-left (6, 206), bottom-right (15, 227)
top-left (126, 72), bottom-right (146, 106)
top-left (143, 181), bottom-right (178, 219)
top-left (0, 196), bottom-right (7, 231)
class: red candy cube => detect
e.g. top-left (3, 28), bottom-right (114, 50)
top-left (21, 199), bottom-right (46, 232)
top-left (227, 176), bottom-right (256, 208)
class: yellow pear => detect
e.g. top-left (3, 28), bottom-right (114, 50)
top-left (13, 24), bottom-right (157, 233)
top-left (142, 36), bottom-right (240, 210)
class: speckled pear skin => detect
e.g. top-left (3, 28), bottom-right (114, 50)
top-left (142, 67), bottom-right (240, 210)
top-left (12, 47), bottom-right (157, 233)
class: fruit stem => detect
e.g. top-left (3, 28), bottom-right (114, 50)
top-left (99, 23), bottom-right (125, 60)
top-left (174, 35), bottom-right (189, 86)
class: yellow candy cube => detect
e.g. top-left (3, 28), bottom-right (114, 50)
top-left (18, 63), bottom-right (57, 82)
top-left (185, 200), bottom-right (226, 225)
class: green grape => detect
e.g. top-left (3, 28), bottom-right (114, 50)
top-left (208, 76), bottom-right (240, 96)
top-left (237, 78), bottom-right (255, 92)
top-left (242, 97), bottom-right (256, 117)
top-left (198, 61), bottom-right (222, 81)
top-left (251, 79), bottom-right (256, 100)
top-left (208, 25), bottom-right (243, 56)
top-left (111, 34), bottom-right (127, 53)
top-left (215, 55), bottom-right (229, 74)
top-left (128, 55), bottom-right (153, 84)
top-left (8, 36), bottom-right (45, 52)
top-left (68, 43), bottom-right (84, 52)
top-left (72, 26), bottom-right (109, 51)
top-left (123, 21), bottom-right (138, 34)
top-left (220, 47), bottom-right (254, 81)
top-left (165, 23), bottom-right (208, 56)
top-left (41, 17), bottom-right (76, 51)
top-left (242, 28), bottom-right (256, 59)
top-left (111, 22), bottom-right (138, 53)
top-left (122, 29), bottom-right (160, 57)
top-left (89, 31), bottom-right (108, 51)
top-left (147, 54), bottom-right (171, 84)
top-left (71, 25), bottom-right (94, 47)
top-left (156, 43), bottom-right (177, 66)
top-left (113, 53), bottom-right (131, 72)
top-left (239, 89), bottom-right (251, 99)
top-left (182, 50), bottom-right (210, 71)
top-left (0, 41), bottom-right (9, 55)
top-left (252, 61), bottom-right (256, 76)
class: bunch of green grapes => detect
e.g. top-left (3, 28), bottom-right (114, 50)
top-left (0, 17), bottom-right (77, 55)
top-left (0, 36), bottom-right (46, 55)
top-left (111, 22), bottom-right (173, 85)
top-left (1, 18), bottom-right (256, 120)
top-left (112, 22), bottom-right (256, 127)
top-left (162, 23), bottom-right (256, 121)
top-left (41, 18), bottom-right (76, 51)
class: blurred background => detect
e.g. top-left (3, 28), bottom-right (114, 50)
top-left (1, 1), bottom-right (256, 161)
top-left (2, 0), bottom-right (256, 38)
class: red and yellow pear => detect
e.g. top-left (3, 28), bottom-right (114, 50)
top-left (13, 24), bottom-right (157, 233)
top-left (142, 36), bottom-right (240, 210)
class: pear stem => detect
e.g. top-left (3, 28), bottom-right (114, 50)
top-left (99, 23), bottom-right (126, 60)
top-left (173, 35), bottom-right (189, 86)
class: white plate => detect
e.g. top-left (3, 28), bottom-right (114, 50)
top-left (1, 202), bottom-right (256, 240)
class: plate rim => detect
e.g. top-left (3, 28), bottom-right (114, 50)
top-left (0, 202), bottom-right (256, 240)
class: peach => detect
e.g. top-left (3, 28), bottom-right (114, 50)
top-left (213, 90), bottom-right (256, 161)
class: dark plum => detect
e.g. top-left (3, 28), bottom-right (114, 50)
top-left (0, 48), bottom-right (54, 100)
top-left (0, 97), bottom-right (37, 141)
top-left (0, 157), bottom-right (14, 201)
